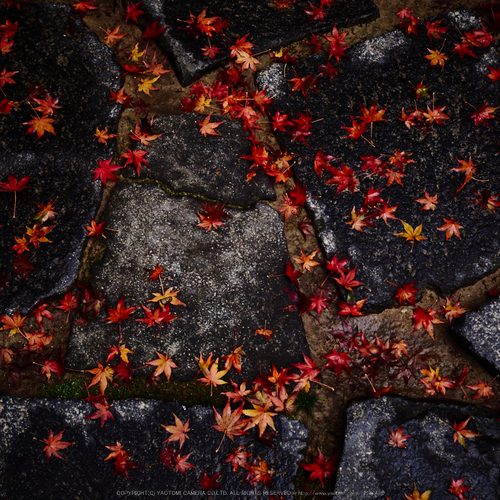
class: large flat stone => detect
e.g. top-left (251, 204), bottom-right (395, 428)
top-left (333, 396), bottom-right (500, 499)
top-left (452, 296), bottom-right (500, 372)
top-left (0, 3), bottom-right (121, 314)
top-left (126, 113), bottom-right (275, 205)
top-left (257, 10), bottom-right (500, 312)
top-left (140, 0), bottom-right (379, 86)
top-left (0, 396), bottom-right (307, 498)
top-left (66, 183), bottom-right (309, 380)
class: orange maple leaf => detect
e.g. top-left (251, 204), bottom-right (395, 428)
top-left (198, 113), bottom-right (225, 137)
top-left (87, 363), bottom-right (114, 395)
top-left (197, 357), bottom-right (228, 395)
top-left (415, 191), bottom-right (438, 210)
top-left (104, 25), bottom-right (126, 44)
top-left (294, 248), bottom-right (320, 272)
top-left (451, 157), bottom-right (477, 198)
top-left (161, 413), bottom-right (190, 448)
top-left (23, 115), bottom-right (57, 138)
top-left (437, 218), bottom-right (464, 240)
top-left (94, 126), bottom-right (117, 145)
top-left (41, 429), bottom-right (75, 461)
top-left (212, 400), bottom-right (247, 451)
top-left (425, 48), bottom-right (449, 68)
top-left (148, 288), bottom-right (186, 307)
top-left (0, 310), bottom-right (26, 337)
top-left (147, 351), bottom-right (178, 380)
top-left (242, 402), bottom-right (277, 437)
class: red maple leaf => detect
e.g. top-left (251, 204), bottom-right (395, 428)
top-left (200, 470), bottom-right (223, 491)
top-left (125, 1), bottom-right (145, 23)
top-left (385, 426), bottom-right (411, 448)
top-left (470, 101), bottom-right (497, 128)
top-left (448, 478), bottom-right (472, 500)
top-left (93, 158), bottom-right (122, 186)
top-left (391, 281), bottom-right (417, 307)
top-left (341, 117), bottom-right (367, 139)
top-left (299, 448), bottom-right (336, 487)
top-left (197, 202), bottom-right (229, 231)
top-left (0, 174), bottom-right (31, 218)
top-left (104, 296), bottom-right (137, 342)
top-left (121, 149), bottom-right (149, 177)
top-left (85, 400), bottom-right (114, 428)
top-left (212, 400), bottom-right (247, 451)
top-left (323, 350), bottom-right (352, 377)
top-left (411, 306), bottom-right (443, 339)
top-left (437, 218), bottom-right (464, 241)
top-left (41, 429), bottom-right (75, 461)
top-left (129, 122), bottom-right (162, 146)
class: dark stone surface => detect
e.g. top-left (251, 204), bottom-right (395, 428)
top-left (0, 3), bottom-right (122, 314)
top-left (0, 396), bottom-right (307, 499)
top-left (257, 10), bottom-right (500, 312)
top-left (452, 296), bottom-right (500, 372)
top-left (140, 0), bottom-right (379, 86)
top-left (66, 183), bottom-right (309, 381)
top-left (126, 113), bottom-right (275, 205)
top-left (333, 395), bottom-right (500, 499)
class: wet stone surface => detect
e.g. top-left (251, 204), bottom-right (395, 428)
top-left (452, 296), bottom-right (500, 372)
top-left (332, 395), bottom-right (500, 500)
top-left (66, 183), bottom-right (309, 381)
top-left (0, 3), bottom-right (121, 314)
top-left (0, 395), bottom-right (308, 499)
top-left (257, 10), bottom-right (500, 312)
top-left (126, 113), bottom-right (275, 205)
top-left (140, 0), bottom-right (379, 86)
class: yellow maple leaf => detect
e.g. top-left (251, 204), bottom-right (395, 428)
top-left (395, 221), bottom-right (426, 251)
top-left (137, 76), bottom-right (160, 96)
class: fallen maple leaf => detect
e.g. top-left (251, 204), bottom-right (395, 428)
top-left (437, 218), bottom-right (464, 240)
top-left (386, 426), bottom-right (411, 448)
top-left (121, 149), bottom-right (149, 177)
top-left (466, 378), bottom-right (495, 401)
top-left (129, 122), bottom-right (162, 146)
top-left (137, 76), bottom-right (160, 96)
top-left (198, 113), bottom-right (225, 137)
top-left (24, 115), bottom-right (57, 138)
top-left (200, 470), bottom-right (223, 492)
top-left (404, 484), bottom-right (433, 500)
top-left (294, 248), bottom-right (320, 272)
top-left (212, 400), bottom-right (247, 451)
top-left (197, 358), bottom-right (228, 395)
top-left (162, 413), bottom-right (190, 448)
top-left (94, 126), bottom-right (116, 145)
top-left (0, 174), bottom-right (31, 218)
top-left (448, 478), bottom-right (472, 500)
top-left (451, 157), bottom-right (477, 198)
top-left (85, 401), bottom-right (114, 428)
top-left (0, 310), bottom-right (26, 337)
top-left (415, 191), bottom-right (438, 210)
top-left (411, 306), bottom-right (443, 339)
top-left (104, 25), bottom-right (126, 44)
top-left (425, 48), bottom-right (448, 68)
top-left (299, 448), bottom-right (336, 487)
top-left (87, 363), bottom-right (114, 395)
top-left (147, 351), bottom-right (178, 381)
top-left (470, 101), bottom-right (497, 128)
top-left (395, 221), bottom-right (426, 251)
top-left (452, 417), bottom-right (482, 450)
top-left (93, 157), bottom-right (122, 186)
top-left (41, 429), bottom-right (75, 461)
top-left (242, 401), bottom-right (277, 437)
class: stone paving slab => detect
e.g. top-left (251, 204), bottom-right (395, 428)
top-left (0, 396), bottom-right (307, 499)
top-left (66, 183), bottom-right (309, 380)
top-left (126, 113), bottom-right (275, 205)
top-left (140, 0), bottom-right (379, 86)
top-left (0, 3), bottom-right (121, 314)
top-left (257, 10), bottom-right (500, 312)
top-left (332, 395), bottom-right (500, 500)
top-left (452, 295), bottom-right (500, 372)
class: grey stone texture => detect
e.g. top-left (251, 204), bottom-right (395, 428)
top-left (66, 183), bottom-right (309, 380)
top-left (140, 0), bottom-right (379, 85)
top-left (257, 10), bottom-right (500, 312)
top-left (126, 113), bottom-right (275, 205)
top-left (332, 395), bottom-right (500, 500)
top-left (0, 3), bottom-right (121, 314)
top-left (0, 395), bottom-right (308, 499)
top-left (452, 296), bottom-right (500, 372)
